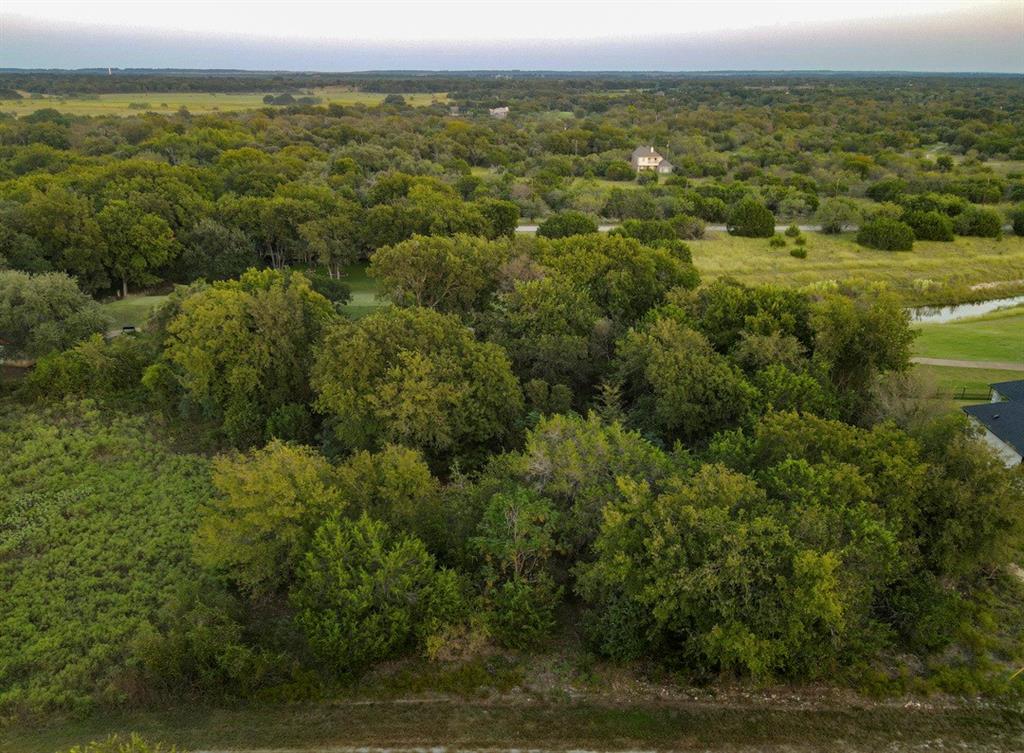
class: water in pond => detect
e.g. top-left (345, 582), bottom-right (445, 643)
top-left (909, 295), bottom-right (1024, 324)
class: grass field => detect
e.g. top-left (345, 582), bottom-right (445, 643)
top-left (913, 363), bottom-right (1022, 401)
top-left (341, 262), bottom-right (387, 318)
top-left (101, 294), bottom-right (170, 331)
top-left (688, 232), bottom-right (1024, 301)
top-left (914, 305), bottom-right (1024, 364)
top-left (1, 88), bottom-right (447, 117)
top-left (5, 698), bottom-right (1022, 753)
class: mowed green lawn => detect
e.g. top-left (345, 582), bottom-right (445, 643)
top-left (1, 89), bottom-right (447, 117)
top-left (913, 305), bottom-right (1024, 364)
top-left (101, 294), bottom-right (169, 331)
top-left (913, 363), bottom-right (1022, 401)
top-left (688, 232), bottom-right (1024, 299)
top-left (341, 262), bottom-right (387, 318)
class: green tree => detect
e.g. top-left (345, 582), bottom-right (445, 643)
top-left (726, 198), bottom-right (775, 238)
top-left (312, 306), bottom-right (524, 467)
top-left (954, 205), bottom-right (1003, 238)
top-left (292, 513), bottom-right (463, 674)
top-left (614, 314), bottom-right (754, 444)
top-left (157, 268), bottom-right (334, 447)
top-left (194, 440), bottom-right (345, 596)
top-left (536, 211), bottom-right (598, 238)
top-left (298, 201), bottom-right (363, 278)
top-left (369, 234), bottom-right (515, 316)
top-left (811, 291), bottom-right (915, 414)
top-left (473, 489), bottom-right (563, 648)
top-left (856, 217), bottom-right (915, 251)
top-left (0, 270), bottom-right (109, 360)
top-left (536, 234), bottom-right (699, 324)
top-left (815, 198), bottom-right (862, 234)
top-left (482, 275), bottom-right (606, 399)
top-left (902, 210), bottom-right (954, 242)
top-left (96, 200), bottom-right (179, 297)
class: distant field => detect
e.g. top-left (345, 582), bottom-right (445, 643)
top-left (1, 88), bottom-right (447, 116)
top-left (913, 305), bottom-right (1024, 364)
top-left (688, 232), bottom-right (1024, 301)
top-left (101, 294), bottom-right (169, 331)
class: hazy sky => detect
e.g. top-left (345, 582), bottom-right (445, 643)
top-left (2, 0), bottom-right (1022, 72)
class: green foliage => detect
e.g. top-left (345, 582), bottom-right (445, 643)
top-left (856, 217), bottom-right (915, 251)
top-left (482, 275), bottom-right (606, 401)
top-left (614, 314), bottom-right (755, 444)
top-left (536, 234), bottom-right (699, 324)
top-left (96, 199), bottom-right (179, 296)
top-left (1010, 203), bottom-right (1024, 236)
top-left (768, 234), bottom-right (787, 248)
top-left (815, 198), bottom-right (862, 234)
top-left (790, 247), bottom-right (807, 259)
top-left (369, 234), bottom-right (515, 315)
top-left (22, 332), bottom-right (156, 402)
top-left (157, 268), bottom-right (335, 447)
top-left (536, 211), bottom-right (598, 238)
top-left (312, 306), bottom-right (524, 467)
top-left (0, 270), bottom-right (109, 359)
top-left (954, 205), bottom-right (1004, 238)
top-left (194, 440), bottom-right (345, 597)
top-left (474, 489), bottom-right (563, 648)
top-left (902, 210), bottom-right (954, 241)
top-left (292, 513), bottom-right (464, 674)
top-left (0, 402), bottom-right (211, 714)
top-left (60, 734), bottom-right (178, 753)
top-left (726, 198), bottom-right (775, 238)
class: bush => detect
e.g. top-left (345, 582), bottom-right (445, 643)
top-left (856, 217), bottom-right (915, 251)
top-left (669, 213), bottom-right (706, 239)
top-left (292, 514), bottom-right (463, 674)
top-left (954, 206), bottom-right (1003, 238)
top-left (794, 235), bottom-right (807, 246)
top-left (603, 161), bottom-right (635, 181)
top-left (1010, 203), bottom-right (1024, 236)
top-left (726, 198), bottom-right (776, 238)
top-left (610, 218), bottom-right (677, 244)
top-left (790, 246), bottom-right (808, 259)
top-left (815, 198), bottom-right (862, 234)
top-left (636, 171), bottom-right (658, 185)
top-left (536, 211), bottom-right (599, 239)
top-left (784, 224), bottom-right (801, 238)
top-left (902, 210), bottom-right (954, 242)
top-left (769, 234), bottom-right (787, 248)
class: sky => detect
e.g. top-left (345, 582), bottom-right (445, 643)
top-left (1, 0), bottom-right (1022, 72)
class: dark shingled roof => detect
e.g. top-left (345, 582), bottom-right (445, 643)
top-left (631, 145), bottom-right (661, 159)
top-left (963, 400), bottom-right (1024, 455)
top-left (991, 379), bottom-right (1024, 402)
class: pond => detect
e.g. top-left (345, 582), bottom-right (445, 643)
top-left (908, 294), bottom-right (1024, 324)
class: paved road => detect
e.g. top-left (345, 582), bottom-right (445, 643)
top-left (515, 223), bottom-right (829, 233)
top-left (912, 357), bottom-right (1024, 371)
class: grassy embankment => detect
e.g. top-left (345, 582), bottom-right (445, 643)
top-left (6, 697), bottom-right (1023, 753)
top-left (0, 87), bottom-right (447, 117)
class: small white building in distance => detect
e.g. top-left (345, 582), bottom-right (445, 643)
top-left (631, 146), bottom-right (674, 174)
top-left (489, 106), bottom-right (510, 119)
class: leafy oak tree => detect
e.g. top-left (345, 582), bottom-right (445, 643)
top-left (312, 306), bottom-right (524, 468)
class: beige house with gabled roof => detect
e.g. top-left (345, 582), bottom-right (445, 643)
top-left (631, 146), bottom-right (673, 174)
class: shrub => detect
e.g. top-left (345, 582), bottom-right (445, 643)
top-left (856, 217), bottom-right (915, 251)
top-left (636, 171), bottom-right (658, 185)
top-left (668, 213), bottom-right (706, 240)
top-left (784, 224), bottom-right (801, 238)
top-left (726, 198), bottom-right (775, 238)
top-left (769, 234), bottom-right (787, 248)
top-left (902, 210), bottom-right (954, 242)
top-left (815, 198), bottom-right (862, 234)
top-left (1010, 203), bottom-right (1024, 236)
top-left (292, 514), bottom-right (463, 674)
top-left (536, 211), bottom-right (599, 239)
top-left (603, 161), bottom-right (635, 181)
top-left (610, 218), bottom-right (677, 244)
top-left (790, 246), bottom-right (807, 259)
top-left (794, 235), bottom-right (807, 246)
top-left (954, 206), bottom-right (1003, 238)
